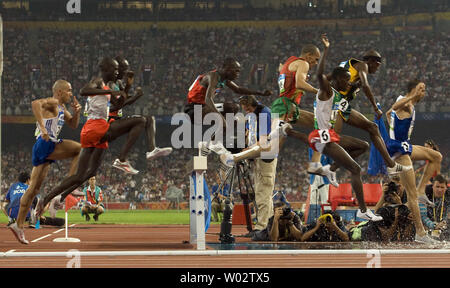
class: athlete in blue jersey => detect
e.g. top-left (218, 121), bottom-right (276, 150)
top-left (385, 79), bottom-right (441, 244)
top-left (8, 80), bottom-right (82, 244)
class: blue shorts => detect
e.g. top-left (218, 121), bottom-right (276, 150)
top-left (32, 137), bottom-right (61, 166)
top-left (386, 139), bottom-right (413, 158)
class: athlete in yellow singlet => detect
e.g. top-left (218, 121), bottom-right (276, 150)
top-left (333, 50), bottom-right (412, 175)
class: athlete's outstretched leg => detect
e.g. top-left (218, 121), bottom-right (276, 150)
top-left (395, 154), bottom-right (429, 238)
top-left (322, 142), bottom-right (365, 211)
top-left (39, 148), bottom-right (105, 212)
top-left (329, 135), bottom-right (370, 171)
top-left (144, 115), bottom-right (173, 160)
top-left (145, 115), bottom-right (156, 152)
top-left (411, 145), bottom-right (443, 196)
top-left (346, 109), bottom-right (396, 168)
top-left (103, 117), bottom-right (146, 163)
top-left (16, 164), bottom-right (50, 229)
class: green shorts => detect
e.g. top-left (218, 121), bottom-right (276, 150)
top-left (270, 97), bottom-right (300, 123)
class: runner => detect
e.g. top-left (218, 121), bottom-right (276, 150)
top-left (8, 80), bottom-right (82, 244)
top-left (105, 56), bottom-right (172, 174)
top-left (384, 79), bottom-right (440, 243)
top-left (306, 35), bottom-right (382, 221)
top-left (335, 50), bottom-right (411, 175)
top-left (35, 57), bottom-right (126, 217)
top-left (184, 57), bottom-right (271, 155)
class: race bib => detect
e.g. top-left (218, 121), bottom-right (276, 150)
top-left (401, 141), bottom-right (410, 153)
top-left (318, 129), bottom-right (331, 144)
top-left (338, 98), bottom-right (349, 112)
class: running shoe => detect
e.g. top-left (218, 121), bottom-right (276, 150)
top-left (322, 164), bottom-right (339, 187)
top-left (307, 162), bottom-right (324, 175)
top-left (8, 222), bottom-right (29, 244)
top-left (146, 147), bottom-right (173, 160)
top-left (387, 162), bottom-right (412, 175)
top-left (415, 234), bottom-right (440, 244)
top-left (356, 209), bottom-right (383, 222)
top-left (112, 159), bottom-right (139, 175)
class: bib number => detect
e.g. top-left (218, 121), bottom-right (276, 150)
top-left (338, 98), bottom-right (349, 112)
top-left (401, 141), bottom-right (410, 153)
top-left (318, 129), bottom-right (331, 144)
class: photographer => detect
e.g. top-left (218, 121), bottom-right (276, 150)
top-left (420, 174), bottom-right (450, 240)
top-left (221, 95), bottom-right (278, 234)
top-left (302, 210), bottom-right (349, 242)
top-left (251, 201), bottom-right (303, 241)
top-left (349, 182), bottom-right (415, 242)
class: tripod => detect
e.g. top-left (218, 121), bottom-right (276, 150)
top-left (217, 160), bottom-right (256, 233)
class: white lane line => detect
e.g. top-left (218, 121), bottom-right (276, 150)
top-left (31, 234), bottom-right (52, 243)
top-left (32, 224), bottom-right (76, 242)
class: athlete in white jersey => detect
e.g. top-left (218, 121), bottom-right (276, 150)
top-left (307, 35), bottom-right (382, 221)
top-left (9, 80), bottom-right (82, 244)
top-left (382, 80), bottom-right (441, 244)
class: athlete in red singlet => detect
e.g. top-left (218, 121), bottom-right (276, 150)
top-left (184, 57), bottom-right (272, 124)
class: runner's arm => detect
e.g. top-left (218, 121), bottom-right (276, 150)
top-left (80, 77), bottom-right (116, 97)
top-left (204, 74), bottom-right (224, 117)
top-left (64, 94), bottom-right (81, 129)
top-left (123, 87), bottom-right (144, 107)
top-left (356, 64), bottom-right (380, 115)
top-left (226, 81), bottom-right (272, 96)
top-left (316, 34), bottom-right (332, 101)
top-left (296, 61), bottom-right (318, 94)
top-left (32, 97), bottom-right (58, 141)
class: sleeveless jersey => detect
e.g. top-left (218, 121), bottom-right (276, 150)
top-left (313, 88), bottom-right (344, 130)
top-left (187, 70), bottom-right (226, 104)
top-left (84, 84), bottom-right (111, 121)
top-left (339, 58), bottom-right (361, 98)
top-left (278, 56), bottom-right (306, 105)
top-left (34, 104), bottom-right (65, 142)
top-left (389, 95), bottom-right (415, 142)
top-left (108, 82), bottom-right (123, 118)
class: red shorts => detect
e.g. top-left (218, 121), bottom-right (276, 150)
top-left (80, 119), bottom-right (110, 149)
top-left (308, 129), bottom-right (340, 153)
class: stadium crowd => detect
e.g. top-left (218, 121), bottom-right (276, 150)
top-left (1, 26), bottom-right (449, 117)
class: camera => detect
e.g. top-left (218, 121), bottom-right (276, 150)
top-left (384, 181), bottom-right (399, 203)
top-left (318, 213), bottom-right (334, 223)
top-left (386, 181), bottom-right (398, 194)
top-left (280, 207), bottom-right (292, 219)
